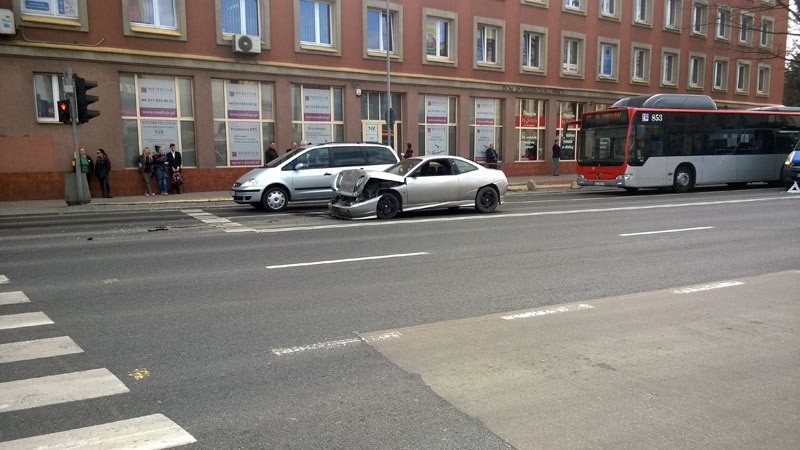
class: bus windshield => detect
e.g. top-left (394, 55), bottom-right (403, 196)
top-left (578, 125), bottom-right (628, 166)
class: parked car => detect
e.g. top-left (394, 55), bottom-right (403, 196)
top-left (783, 149), bottom-right (800, 187)
top-left (329, 155), bottom-right (508, 219)
top-left (230, 142), bottom-right (399, 211)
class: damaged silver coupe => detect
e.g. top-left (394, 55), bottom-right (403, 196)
top-left (328, 155), bottom-right (508, 219)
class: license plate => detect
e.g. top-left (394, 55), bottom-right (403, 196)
top-left (593, 181), bottom-right (605, 186)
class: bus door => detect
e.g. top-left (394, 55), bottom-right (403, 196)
top-left (701, 129), bottom-right (737, 183)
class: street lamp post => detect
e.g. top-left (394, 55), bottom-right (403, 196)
top-left (385, 0), bottom-right (393, 150)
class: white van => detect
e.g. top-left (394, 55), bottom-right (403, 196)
top-left (230, 142), bottom-right (400, 211)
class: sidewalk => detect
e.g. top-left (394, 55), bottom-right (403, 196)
top-left (0, 174), bottom-right (576, 217)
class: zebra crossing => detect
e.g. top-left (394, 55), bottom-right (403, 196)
top-left (0, 276), bottom-right (196, 448)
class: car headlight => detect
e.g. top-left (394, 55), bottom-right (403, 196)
top-left (785, 153), bottom-right (794, 167)
top-left (334, 172), bottom-right (344, 189)
top-left (239, 178), bottom-right (259, 188)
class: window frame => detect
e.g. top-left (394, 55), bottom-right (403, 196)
top-left (563, 0), bottom-right (587, 15)
top-left (599, 0), bottom-right (620, 20)
top-left (422, 8), bottom-right (458, 66)
top-left (738, 12), bottom-right (754, 46)
top-left (13, 0), bottom-right (89, 31)
top-left (294, 0), bottom-right (340, 55)
top-left (597, 37), bottom-right (620, 81)
top-left (660, 48), bottom-right (680, 87)
top-left (688, 53), bottom-right (705, 89)
top-left (521, 0), bottom-right (549, 8)
top-left (521, 25), bottom-right (548, 75)
top-left (713, 57), bottom-right (729, 92)
top-left (756, 64), bottom-right (770, 96)
top-left (663, 0), bottom-right (681, 31)
top-left (760, 17), bottom-right (774, 49)
top-left (716, 6), bottom-right (732, 41)
top-left (215, 0), bottom-right (271, 48)
top-left (363, 1), bottom-right (403, 61)
top-left (735, 60), bottom-right (751, 94)
top-left (633, 0), bottom-right (652, 26)
top-left (691, 1), bottom-right (708, 36)
top-left (631, 43), bottom-right (652, 84)
top-left (474, 17), bottom-right (505, 71)
top-left (123, 0), bottom-right (187, 40)
top-left (33, 73), bottom-right (66, 123)
top-left (561, 32), bottom-right (586, 78)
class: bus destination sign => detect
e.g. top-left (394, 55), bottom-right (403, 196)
top-left (583, 110), bottom-right (628, 127)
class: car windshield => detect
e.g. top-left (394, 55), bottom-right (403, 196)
top-left (264, 147), bottom-right (306, 168)
top-left (385, 158), bottom-right (422, 176)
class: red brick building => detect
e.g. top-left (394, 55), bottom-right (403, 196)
top-left (0, 0), bottom-right (790, 199)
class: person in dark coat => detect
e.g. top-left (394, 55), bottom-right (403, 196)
top-left (265, 141), bottom-right (279, 165)
top-left (167, 143), bottom-right (183, 194)
top-left (94, 148), bottom-right (112, 198)
top-left (153, 145), bottom-right (169, 195)
top-left (552, 138), bottom-right (562, 176)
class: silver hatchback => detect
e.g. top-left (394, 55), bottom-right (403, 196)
top-left (231, 143), bottom-right (399, 211)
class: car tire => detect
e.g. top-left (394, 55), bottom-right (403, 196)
top-left (261, 186), bottom-right (289, 212)
top-left (672, 165), bottom-right (694, 193)
top-left (475, 186), bottom-right (499, 213)
top-left (376, 193), bottom-right (400, 219)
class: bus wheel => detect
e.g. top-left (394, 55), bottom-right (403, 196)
top-left (673, 166), bottom-right (694, 193)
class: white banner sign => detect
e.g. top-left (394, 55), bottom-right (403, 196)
top-left (425, 126), bottom-right (448, 155)
top-left (475, 98), bottom-right (496, 126)
top-left (304, 123), bottom-right (332, 144)
top-left (363, 123), bottom-right (380, 143)
top-left (303, 88), bottom-right (332, 122)
top-left (229, 121), bottom-right (262, 166)
top-left (141, 120), bottom-right (179, 152)
top-left (227, 83), bottom-right (260, 119)
top-left (475, 127), bottom-right (495, 161)
top-left (139, 78), bottom-right (177, 118)
top-left (425, 96), bottom-right (448, 124)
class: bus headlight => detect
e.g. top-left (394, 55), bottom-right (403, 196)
top-left (616, 174), bottom-right (633, 180)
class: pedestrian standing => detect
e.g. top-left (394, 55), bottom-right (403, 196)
top-left (137, 147), bottom-right (155, 196)
top-left (285, 142), bottom-right (298, 154)
top-left (485, 143), bottom-right (498, 169)
top-left (167, 143), bottom-right (183, 194)
top-left (403, 143), bottom-right (414, 159)
top-left (73, 148), bottom-right (93, 186)
top-left (153, 145), bottom-right (169, 195)
top-left (265, 141), bottom-right (279, 164)
top-left (552, 138), bottom-right (562, 176)
top-left (94, 148), bottom-right (112, 198)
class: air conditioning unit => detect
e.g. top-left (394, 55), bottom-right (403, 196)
top-left (0, 9), bottom-right (15, 35)
top-left (233, 34), bottom-right (261, 54)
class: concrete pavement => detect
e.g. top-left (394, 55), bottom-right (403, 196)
top-left (0, 174), bottom-right (576, 217)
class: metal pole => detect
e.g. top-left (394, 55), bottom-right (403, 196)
top-left (386, 0), bottom-right (392, 150)
top-left (65, 67), bottom-right (85, 202)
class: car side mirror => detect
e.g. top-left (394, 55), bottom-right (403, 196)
top-left (294, 162), bottom-right (307, 170)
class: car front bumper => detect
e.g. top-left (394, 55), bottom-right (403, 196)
top-left (230, 188), bottom-right (262, 204)
top-left (328, 196), bottom-right (380, 220)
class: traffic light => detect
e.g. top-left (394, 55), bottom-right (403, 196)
top-left (74, 76), bottom-right (100, 123)
top-left (57, 99), bottom-right (71, 124)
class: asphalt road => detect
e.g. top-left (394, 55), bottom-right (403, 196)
top-left (1, 186), bottom-right (799, 448)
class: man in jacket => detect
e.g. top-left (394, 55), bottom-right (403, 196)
top-left (167, 143), bottom-right (183, 194)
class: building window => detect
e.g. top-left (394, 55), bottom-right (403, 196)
top-left (291, 85), bottom-right (344, 144)
top-left (471, 98), bottom-right (503, 162)
top-left (119, 73), bottom-right (196, 168)
top-left (300, 0), bottom-right (332, 46)
top-left (760, 17), bottom-right (774, 48)
top-left (211, 79), bottom-right (275, 166)
top-left (515, 99), bottom-right (546, 161)
top-left (692, 2), bottom-right (708, 35)
top-left (688, 54), bottom-right (705, 88)
top-left (739, 13), bottom-right (754, 45)
top-left (664, 0), bottom-right (681, 30)
top-left (522, 29), bottom-right (546, 72)
top-left (423, 9), bottom-right (457, 64)
top-left (558, 101), bottom-right (582, 160)
top-left (756, 65), bottom-right (770, 95)
top-left (562, 34), bottom-right (584, 76)
top-left (633, 0), bottom-right (651, 25)
top-left (600, 0), bottom-right (618, 18)
top-left (16, 0), bottom-right (88, 30)
top-left (128, 0), bottom-right (176, 29)
top-left (476, 25), bottom-right (498, 65)
top-left (716, 7), bottom-right (731, 40)
top-left (360, 91), bottom-right (402, 148)
top-left (521, 0), bottom-right (548, 6)
top-left (220, 0), bottom-right (260, 35)
top-left (736, 61), bottom-right (750, 93)
top-left (563, 0), bottom-right (586, 13)
top-left (366, 8), bottom-right (394, 54)
top-left (33, 73), bottom-right (66, 123)
top-left (22, 0), bottom-right (79, 18)
top-left (598, 40), bottom-right (619, 80)
top-left (418, 95), bottom-right (457, 156)
top-left (661, 50), bottom-right (679, 86)
top-left (631, 45), bottom-right (651, 83)
top-left (713, 58), bottom-right (729, 91)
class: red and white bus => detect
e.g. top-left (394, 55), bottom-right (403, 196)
top-left (573, 94), bottom-right (800, 192)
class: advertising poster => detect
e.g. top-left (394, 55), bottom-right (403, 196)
top-left (302, 88), bottom-right (332, 122)
top-left (139, 77), bottom-right (177, 118)
top-left (425, 96), bottom-right (448, 124)
top-left (141, 119), bottom-right (178, 152)
top-left (227, 83), bottom-right (260, 119)
top-left (425, 125), bottom-right (448, 155)
top-left (475, 98), bottom-right (496, 125)
top-left (304, 123), bottom-right (332, 144)
top-left (475, 127), bottom-right (495, 161)
top-left (228, 121), bottom-right (262, 166)
top-left (363, 123), bottom-right (380, 143)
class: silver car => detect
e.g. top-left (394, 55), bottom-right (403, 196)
top-left (230, 143), bottom-right (399, 212)
top-left (329, 155), bottom-right (508, 219)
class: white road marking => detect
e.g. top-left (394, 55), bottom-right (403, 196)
top-left (0, 312), bottom-right (53, 330)
top-left (0, 291), bottom-right (30, 305)
top-left (501, 304), bottom-right (594, 320)
top-left (267, 252), bottom-right (429, 269)
top-left (619, 226), bottom-right (714, 237)
top-left (272, 332), bottom-right (402, 356)
top-left (0, 368), bottom-right (129, 412)
top-left (0, 413), bottom-right (196, 449)
top-left (181, 209), bottom-right (255, 232)
top-left (671, 281), bottom-right (744, 294)
top-left (252, 195), bottom-right (798, 233)
top-left (0, 336), bottom-right (84, 364)
top-left (0, 275), bottom-right (8, 284)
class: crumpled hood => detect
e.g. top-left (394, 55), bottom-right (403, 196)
top-left (337, 169), bottom-right (405, 195)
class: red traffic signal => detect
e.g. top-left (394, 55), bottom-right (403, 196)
top-left (57, 99), bottom-right (71, 124)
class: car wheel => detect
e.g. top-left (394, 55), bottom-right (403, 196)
top-left (376, 193), bottom-right (400, 219)
top-left (261, 186), bottom-right (289, 212)
top-left (475, 186), bottom-right (498, 213)
top-left (672, 166), bottom-right (694, 193)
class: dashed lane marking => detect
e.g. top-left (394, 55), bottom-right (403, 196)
top-left (272, 332), bottom-right (402, 356)
top-left (181, 209), bottom-right (255, 232)
top-left (671, 281), bottom-right (744, 294)
top-left (0, 413), bottom-right (196, 449)
top-left (501, 303), bottom-right (595, 320)
top-left (0, 336), bottom-right (83, 364)
top-left (0, 290), bottom-right (30, 305)
top-left (267, 252), bottom-right (429, 269)
top-left (0, 311), bottom-right (53, 330)
top-left (619, 226), bottom-right (714, 237)
top-left (0, 368), bottom-right (130, 412)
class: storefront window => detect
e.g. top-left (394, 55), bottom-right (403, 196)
top-left (515, 99), bottom-right (546, 161)
top-left (119, 73), bottom-right (195, 167)
top-left (418, 95), bottom-right (457, 156)
top-left (291, 84), bottom-right (344, 144)
top-left (557, 101), bottom-right (583, 160)
top-left (211, 79), bottom-right (275, 166)
top-left (469, 98), bottom-right (502, 162)
top-left (360, 91), bottom-right (402, 149)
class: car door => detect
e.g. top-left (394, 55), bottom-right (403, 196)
top-left (405, 159), bottom-right (460, 206)
top-left (290, 147), bottom-right (334, 200)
